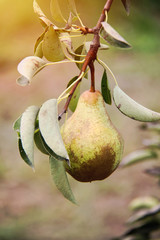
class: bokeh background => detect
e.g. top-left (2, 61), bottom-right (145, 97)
top-left (0, 0), bottom-right (160, 239)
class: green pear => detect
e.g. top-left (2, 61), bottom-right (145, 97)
top-left (61, 90), bottom-right (123, 182)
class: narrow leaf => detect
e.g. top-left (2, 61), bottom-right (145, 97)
top-left (50, 156), bottom-right (76, 204)
top-left (38, 99), bottom-right (69, 162)
top-left (42, 26), bottom-right (65, 62)
top-left (67, 76), bottom-right (81, 112)
top-left (74, 45), bottom-right (87, 79)
top-left (34, 130), bottom-right (49, 155)
top-left (17, 56), bottom-right (46, 86)
top-left (121, 0), bottom-right (130, 15)
top-left (101, 70), bottom-right (112, 105)
top-left (13, 116), bottom-right (21, 132)
top-left (20, 106), bottom-right (39, 168)
top-left (34, 32), bottom-right (45, 54)
top-left (120, 149), bottom-right (158, 167)
top-left (113, 86), bottom-right (160, 122)
top-left (127, 204), bottom-right (160, 224)
top-left (129, 196), bottom-right (159, 211)
top-left (18, 138), bottom-right (34, 168)
top-left (67, 0), bottom-right (77, 15)
top-left (50, 0), bottom-right (66, 23)
top-left (143, 138), bottom-right (160, 149)
top-left (145, 167), bottom-right (160, 178)
top-left (34, 41), bottom-right (43, 58)
top-left (33, 0), bottom-right (52, 26)
top-left (74, 44), bottom-right (84, 69)
top-left (101, 22), bottom-right (131, 48)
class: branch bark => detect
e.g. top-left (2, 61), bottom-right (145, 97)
top-left (58, 0), bottom-right (114, 120)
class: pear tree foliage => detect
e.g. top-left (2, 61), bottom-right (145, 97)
top-left (14, 0), bottom-right (160, 204)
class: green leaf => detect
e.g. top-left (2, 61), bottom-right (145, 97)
top-left (13, 116), bottom-right (21, 132)
top-left (34, 130), bottom-right (49, 155)
top-left (50, 0), bottom-right (66, 23)
top-left (143, 138), bottom-right (160, 149)
top-left (100, 22), bottom-right (131, 48)
top-left (74, 45), bottom-right (88, 79)
top-left (18, 138), bottom-right (34, 169)
top-left (121, 0), bottom-right (130, 15)
top-left (120, 149), bottom-right (158, 167)
top-left (127, 204), bottom-right (160, 224)
top-left (20, 106), bottom-right (39, 168)
top-left (42, 26), bottom-right (65, 62)
top-left (67, 76), bottom-right (81, 112)
top-left (38, 99), bottom-right (69, 162)
top-left (17, 56), bottom-right (46, 86)
top-left (101, 70), bottom-right (112, 105)
top-left (74, 44), bottom-right (84, 68)
top-left (113, 86), bottom-right (160, 122)
top-left (129, 196), bottom-right (159, 211)
top-left (50, 156), bottom-right (77, 204)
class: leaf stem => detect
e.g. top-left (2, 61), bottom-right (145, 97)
top-left (97, 58), bottom-right (118, 86)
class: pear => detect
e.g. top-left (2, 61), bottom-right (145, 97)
top-left (61, 90), bottom-right (123, 182)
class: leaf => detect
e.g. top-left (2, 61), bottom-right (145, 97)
top-left (13, 116), bottom-right (21, 132)
top-left (74, 45), bottom-right (88, 79)
top-left (18, 138), bottom-right (34, 169)
top-left (101, 69), bottom-right (112, 105)
top-left (34, 130), bottom-right (49, 155)
top-left (59, 32), bottom-right (73, 58)
top-left (34, 41), bottom-right (43, 58)
top-left (142, 138), bottom-right (160, 149)
top-left (17, 56), bottom-right (46, 86)
top-left (113, 86), bottom-right (160, 122)
top-left (129, 196), bottom-right (159, 211)
top-left (38, 99), bottom-right (69, 162)
top-left (121, 0), bottom-right (130, 15)
top-left (20, 106), bottom-right (39, 168)
top-left (67, 76), bottom-right (81, 112)
top-left (67, 0), bottom-right (77, 15)
top-left (142, 122), bottom-right (160, 132)
top-left (145, 167), bottom-right (160, 178)
top-left (33, 0), bottom-right (52, 26)
top-left (49, 156), bottom-right (76, 204)
top-left (50, 0), bottom-right (66, 23)
top-left (34, 32), bottom-right (45, 54)
top-left (127, 204), bottom-right (160, 224)
top-left (84, 41), bottom-right (109, 52)
top-left (42, 26), bottom-right (65, 62)
top-left (74, 44), bottom-right (84, 69)
top-left (100, 22), bottom-right (131, 48)
top-left (120, 149), bottom-right (158, 167)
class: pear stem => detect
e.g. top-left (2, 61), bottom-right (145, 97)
top-left (58, 0), bottom-right (114, 120)
top-left (89, 61), bottom-right (95, 92)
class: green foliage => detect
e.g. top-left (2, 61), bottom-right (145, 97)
top-left (14, 0), bottom-right (160, 207)
top-left (50, 156), bottom-right (77, 204)
top-left (113, 86), bottom-right (160, 122)
top-left (101, 69), bottom-right (112, 105)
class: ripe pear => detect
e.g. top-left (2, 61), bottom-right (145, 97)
top-left (61, 90), bottom-right (123, 182)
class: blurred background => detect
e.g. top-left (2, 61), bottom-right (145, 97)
top-left (0, 0), bottom-right (160, 239)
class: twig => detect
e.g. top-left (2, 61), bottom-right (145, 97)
top-left (58, 0), bottom-right (114, 120)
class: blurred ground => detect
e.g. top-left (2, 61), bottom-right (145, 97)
top-left (0, 0), bottom-right (160, 239)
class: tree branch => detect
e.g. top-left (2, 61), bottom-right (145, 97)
top-left (58, 0), bottom-right (114, 120)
